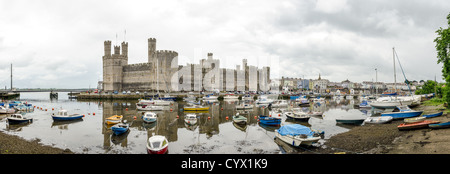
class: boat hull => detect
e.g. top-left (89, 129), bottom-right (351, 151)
top-left (258, 115), bottom-right (281, 126)
top-left (52, 115), bottom-right (83, 121)
top-left (429, 121), bottom-right (450, 129)
top-left (285, 113), bottom-right (310, 121)
top-left (398, 120), bottom-right (440, 130)
top-left (275, 130), bottom-right (321, 146)
top-left (381, 111), bottom-right (423, 119)
top-left (7, 118), bottom-right (33, 124)
top-left (233, 116), bottom-right (247, 124)
top-left (111, 126), bottom-right (129, 135)
top-left (364, 116), bottom-right (393, 124)
top-left (336, 119), bottom-right (365, 125)
top-left (183, 107), bottom-right (209, 111)
top-left (423, 112), bottom-right (444, 118)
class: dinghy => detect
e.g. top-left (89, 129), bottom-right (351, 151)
top-left (111, 122), bottom-right (129, 135)
top-left (275, 124), bottom-right (323, 146)
top-left (184, 114), bottom-right (197, 125)
top-left (258, 115), bottom-right (281, 126)
top-left (233, 113), bottom-right (247, 124)
top-left (364, 116), bottom-right (393, 124)
top-left (404, 116), bottom-right (426, 123)
top-left (105, 115), bottom-right (123, 125)
top-left (423, 112), bottom-right (444, 118)
top-left (429, 121), bottom-right (450, 129)
top-left (142, 112), bottom-right (157, 123)
top-left (398, 120), bottom-right (440, 130)
top-left (51, 110), bottom-right (83, 121)
top-left (147, 135), bottom-right (169, 154)
top-left (381, 106), bottom-right (423, 119)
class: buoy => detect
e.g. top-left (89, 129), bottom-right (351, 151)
top-left (208, 116), bottom-right (211, 120)
top-left (226, 116), bottom-right (229, 120)
top-left (278, 114), bottom-right (281, 116)
top-left (221, 108), bottom-right (223, 111)
top-left (269, 115), bottom-right (272, 117)
top-left (126, 108), bottom-right (128, 111)
top-left (52, 108), bottom-right (54, 111)
top-left (254, 116), bottom-right (257, 119)
top-left (45, 109), bottom-right (47, 111)
top-left (176, 115), bottom-right (179, 119)
top-left (133, 116), bottom-right (137, 120)
top-left (170, 108), bottom-right (173, 111)
top-left (93, 113), bottom-right (95, 115)
top-left (83, 114), bottom-right (85, 117)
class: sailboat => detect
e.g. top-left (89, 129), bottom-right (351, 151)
top-left (370, 47), bottom-right (413, 109)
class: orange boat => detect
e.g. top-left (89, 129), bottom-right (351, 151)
top-left (398, 120), bottom-right (440, 130)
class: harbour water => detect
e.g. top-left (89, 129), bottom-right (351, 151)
top-left (0, 92), bottom-right (372, 154)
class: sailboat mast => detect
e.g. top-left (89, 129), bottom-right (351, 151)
top-left (10, 63), bottom-right (12, 91)
top-left (393, 47), bottom-right (397, 93)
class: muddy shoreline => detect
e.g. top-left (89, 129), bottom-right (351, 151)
top-left (1, 104), bottom-right (448, 154)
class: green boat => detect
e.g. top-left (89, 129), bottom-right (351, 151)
top-left (233, 113), bottom-right (247, 124)
top-left (336, 118), bottom-right (365, 125)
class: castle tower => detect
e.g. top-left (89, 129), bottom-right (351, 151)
top-left (121, 41), bottom-right (128, 57)
top-left (103, 40), bottom-right (127, 92)
top-left (148, 38), bottom-right (156, 63)
top-left (104, 40), bottom-right (111, 57)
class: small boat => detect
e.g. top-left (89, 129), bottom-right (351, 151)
top-left (364, 116), bottom-right (393, 124)
top-left (423, 112), bottom-right (444, 118)
top-left (275, 124), bottom-right (323, 146)
top-left (147, 135), bottom-right (169, 154)
top-left (142, 112), bottom-right (157, 123)
top-left (381, 106), bottom-right (423, 119)
top-left (358, 100), bottom-right (372, 109)
top-left (284, 111), bottom-right (310, 121)
top-left (403, 116), bottom-right (426, 123)
top-left (236, 103), bottom-right (253, 110)
top-left (105, 115), bottom-right (123, 125)
top-left (429, 121), bottom-right (450, 129)
top-left (0, 105), bottom-right (15, 114)
top-left (336, 118), bottom-right (365, 125)
top-left (136, 103), bottom-right (163, 111)
top-left (256, 96), bottom-right (274, 104)
top-left (7, 114), bottom-right (33, 124)
top-left (111, 122), bottom-right (129, 135)
top-left (271, 100), bottom-right (289, 108)
top-left (233, 113), bottom-right (247, 124)
top-left (202, 95), bottom-right (218, 101)
top-left (258, 115), bottom-right (281, 126)
top-left (183, 104), bottom-right (209, 111)
top-left (184, 114), bottom-right (197, 125)
top-left (223, 95), bottom-right (239, 100)
top-left (51, 110), bottom-right (83, 121)
top-left (398, 120), bottom-right (440, 130)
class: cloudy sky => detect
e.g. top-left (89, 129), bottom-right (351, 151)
top-left (0, 0), bottom-right (449, 89)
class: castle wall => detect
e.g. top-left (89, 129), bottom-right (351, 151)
top-left (121, 63), bottom-right (153, 91)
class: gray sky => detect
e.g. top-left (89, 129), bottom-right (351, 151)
top-left (0, 0), bottom-right (448, 89)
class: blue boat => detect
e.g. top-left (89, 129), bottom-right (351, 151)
top-left (423, 112), bottom-right (444, 118)
top-left (258, 115), bottom-right (281, 126)
top-left (7, 114), bottom-right (33, 124)
top-left (381, 106), bottom-right (423, 119)
top-left (51, 110), bottom-right (84, 121)
top-left (111, 123), bottom-right (129, 135)
top-left (429, 121), bottom-right (450, 129)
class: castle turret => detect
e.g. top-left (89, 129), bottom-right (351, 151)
top-left (148, 38), bottom-right (156, 63)
top-left (114, 45), bottom-right (120, 55)
top-left (104, 40), bottom-right (111, 57)
top-left (121, 41), bottom-right (128, 57)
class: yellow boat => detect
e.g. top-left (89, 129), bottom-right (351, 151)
top-left (105, 115), bottom-right (123, 125)
top-left (183, 104), bottom-right (209, 111)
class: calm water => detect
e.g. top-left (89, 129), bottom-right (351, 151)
top-left (0, 92), bottom-right (371, 154)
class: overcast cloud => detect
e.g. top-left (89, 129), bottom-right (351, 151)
top-left (0, 0), bottom-right (449, 89)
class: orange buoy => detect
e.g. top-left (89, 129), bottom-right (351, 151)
top-left (52, 108), bottom-right (54, 111)
top-left (133, 116), bottom-right (137, 120)
top-left (226, 116), bottom-right (229, 120)
top-left (83, 114), bottom-right (85, 117)
top-left (208, 116), bottom-right (211, 120)
top-left (176, 115), bottom-right (179, 119)
top-left (254, 116), bottom-right (257, 119)
top-left (45, 109), bottom-right (47, 111)
top-left (93, 113), bottom-right (95, 115)
top-left (170, 108), bottom-right (173, 111)
top-left (278, 114), bottom-right (281, 116)
top-left (221, 108), bottom-right (223, 111)
top-left (269, 115), bottom-right (272, 117)
top-left (126, 108), bottom-right (128, 111)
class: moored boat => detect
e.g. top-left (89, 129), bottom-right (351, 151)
top-left (429, 121), bottom-right (450, 129)
top-left (136, 103), bottom-right (164, 111)
top-left (275, 124), bottom-right (323, 146)
top-left (7, 114), bottom-right (33, 124)
top-left (403, 116), bottom-right (426, 123)
top-left (51, 110), bottom-right (83, 121)
top-left (381, 106), bottom-right (423, 119)
top-left (142, 112), bottom-right (157, 123)
top-left (147, 135), bottom-right (169, 154)
top-left (184, 114), bottom-right (197, 125)
top-left (233, 113), bottom-right (247, 124)
top-left (0, 105), bottom-right (15, 114)
top-left (258, 115), bottom-right (281, 126)
top-left (398, 120), bottom-right (440, 130)
top-left (105, 115), bottom-right (123, 125)
top-left (183, 104), bottom-right (209, 111)
top-left (235, 103), bottom-right (253, 110)
top-left (423, 112), bottom-right (444, 118)
top-left (336, 118), bottom-right (365, 125)
top-left (111, 122), bottom-right (129, 135)
top-left (284, 111), bottom-right (310, 121)
top-left (364, 116), bottom-right (393, 124)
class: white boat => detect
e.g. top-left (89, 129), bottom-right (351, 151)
top-left (285, 109), bottom-right (311, 121)
top-left (404, 116), bottom-right (426, 123)
top-left (242, 95), bottom-right (253, 100)
top-left (256, 96), bottom-right (273, 104)
top-left (223, 95), bottom-right (239, 100)
top-left (184, 114), bottom-right (197, 125)
top-left (138, 99), bottom-right (171, 106)
top-left (136, 103), bottom-right (164, 111)
top-left (0, 106), bottom-right (15, 114)
top-left (235, 103), bottom-right (253, 110)
top-left (364, 116), bottom-right (393, 124)
top-left (370, 97), bottom-right (413, 109)
top-left (271, 100), bottom-right (288, 108)
top-left (142, 112), bottom-right (157, 123)
top-left (202, 95), bottom-right (218, 100)
top-left (147, 135), bottom-right (169, 154)
top-left (233, 113), bottom-right (247, 124)
top-left (275, 124), bottom-right (322, 146)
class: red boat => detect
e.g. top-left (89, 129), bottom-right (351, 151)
top-left (146, 135), bottom-right (169, 154)
top-left (398, 120), bottom-right (440, 130)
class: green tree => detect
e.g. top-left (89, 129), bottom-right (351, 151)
top-left (434, 12), bottom-right (450, 105)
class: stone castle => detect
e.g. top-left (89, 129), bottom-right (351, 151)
top-left (102, 37), bottom-right (270, 92)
